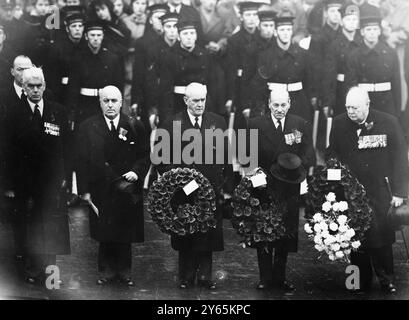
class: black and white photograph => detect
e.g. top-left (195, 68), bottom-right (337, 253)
top-left (0, 0), bottom-right (409, 305)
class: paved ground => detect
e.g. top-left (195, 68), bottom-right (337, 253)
top-left (1, 203), bottom-right (409, 300)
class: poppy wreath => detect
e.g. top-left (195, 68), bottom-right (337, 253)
top-left (147, 167), bottom-right (217, 236)
top-left (305, 158), bottom-right (373, 243)
top-left (231, 168), bottom-right (287, 248)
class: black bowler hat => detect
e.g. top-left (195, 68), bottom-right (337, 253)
top-left (160, 12), bottom-right (179, 25)
top-left (64, 13), bottom-right (85, 26)
top-left (340, 3), bottom-right (359, 18)
top-left (270, 153), bottom-right (306, 184)
top-left (148, 3), bottom-right (169, 15)
top-left (258, 10), bottom-right (277, 22)
top-left (324, 0), bottom-right (344, 9)
top-left (274, 14), bottom-right (295, 27)
top-left (85, 20), bottom-right (104, 32)
top-left (177, 19), bottom-right (197, 32)
top-left (360, 4), bottom-right (381, 27)
top-left (0, 0), bottom-right (15, 9)
top-left (237, 1), bottom-right (262, 14)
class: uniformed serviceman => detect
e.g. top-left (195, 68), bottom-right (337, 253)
top-left (224, 1), bottom-right (262, 120)
top-left (0, 0), bottom-right (28, 54)
top-left (247, 15), bottom-right (319, 122)
top-left (65, 21), bottom-right (123, 126)
top-left (46, 12), bottom-right (86, 104)
top-left (322, 3), bottom-right (362, 116)
top-left (328, 86), bottom-right (408, 293)
top-left (156, 19), bottom-right (218, 124)
top-left (345, 5), bottom-right (401, 117)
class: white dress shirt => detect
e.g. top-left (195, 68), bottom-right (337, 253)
top-left (168, 3), bottom-right (182, 13)
top-left (104, 115), bottom-right (120, 131)
top-left (187, 110), bottom-right (202, 128)
top-left (27, 99), bottom-right (44, 117)
top-left (14, 82), bottom-right (24, 98)
top-left (271, 114), bottom-right (285, 131)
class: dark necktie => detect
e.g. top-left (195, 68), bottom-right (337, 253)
top-left (356, 122), bottom-right (366, 136)
top-left (194, 117), bottom-right (200, 130)
top-left (277, 120), bottom-right (283, 133)
top-left (32, 104), bottom-right (42, 129)
top-left (20, 90), bottom-right (26, 100)
top-left (110, 120), bottom-right (117, 136)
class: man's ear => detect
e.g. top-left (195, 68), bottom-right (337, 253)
top-left (183, 96), bottom-right (188, 105)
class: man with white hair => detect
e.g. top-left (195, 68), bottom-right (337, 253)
top-left (328, 86), bottom-right (408, 294)
top-left (3, 67), bottom-right (71, 285)
top-left (157, 82), bottom-right (232, 290)
top-left (77, 85), bottom-right (149, 287)
top-left (247, 88), bottom-right (315, 292)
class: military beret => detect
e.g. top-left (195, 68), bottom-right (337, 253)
top-left (85, 20), bottom-right (104, 32)
top-left (360, 4), bottom-right (381, 27)
top-left (177, 19), bottom-right (197, 32)
top-left (64, 13), bottom-right (85, 26)
top-left (274, 15), bottom-right (295, 27)
top-left (0, 0), bottom-right (15, 9)
top-left (339, 3), bottom-right (359, 18)
top-left (324, 0), bottom-right (344, 9)
top-left (258, 10), bottom-right (277, 22)
top-left (148, 3), bottom-right (169, 15)
top-left (160, 12), bottom-right (179, 25)
top-left (237, 1), bottom-right (262, 14)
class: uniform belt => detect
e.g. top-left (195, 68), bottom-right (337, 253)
top-left (80, 88), bottom-right (100, 96)
top-left (174, 86), bottom-right (186, 95)
top-left (61, 77), bottom-right (69, 85)
top-left (358, 82), bottom-right (391, 92)
top-left (336, 74), bottom-right (345, 82)
top-left (267, 82), bottom-right (303, 92)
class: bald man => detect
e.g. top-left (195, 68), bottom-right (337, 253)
top-left (77, 86), bottom-right (150, 287)
top-left (328, 86), bottom-right (408, 294)
top-left (157, 82), bottom-right (232, 290)
top-left (3, 67), bottom-right (71, 284)
top-left (247, 88), bottom-right (315, 292)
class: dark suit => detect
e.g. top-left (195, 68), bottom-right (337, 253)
top-left (247, 113), bottom-right (315, 284)
top-left (4, 98), bottom-right (71, 280)
top-left (77, 113), bottom-right (149, 278)
top-left (328, 109), bottom-right (408, 288)
top-left (157, 110), bottom-right (231, 284)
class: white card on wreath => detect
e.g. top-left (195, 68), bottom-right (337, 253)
top-left (327, 169), bottom-right (341, 181)
top-left (183, 179), bottom-right (199, 195)
top-left (300, 179), bottom-right (308, 195)
top-left (251, 173), bottom-right (267, 188)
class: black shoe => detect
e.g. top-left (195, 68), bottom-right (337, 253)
top-left (381, 283), bottom-right (397, 294)
top-left (197, 280), bottom-right (217, 290)
top-left (275, 281), bottom-right (296, 292)
top-left (256, 281), bottom-right (273, 290)
top-left (179, 280), bottom-right (192, 289)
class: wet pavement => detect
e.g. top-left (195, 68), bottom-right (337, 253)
top-left (1, 204), bottom-right (409, 300)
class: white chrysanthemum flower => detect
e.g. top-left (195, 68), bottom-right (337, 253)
top-left (341, 242), bottom-right (349, 248)
top-left (314, 235), bottom-right (322, 244)
top-left (346, 228), bottom-right (356, 239)
top-left (338, 224), bottom-right (348, 233)
top-left (351, 240), bottom-right (361, 249)
top-left (337, 214), bottom-right (348, 225)
top-left (313, 213), bottom-right (323, 222)
top-left (329, 222), bottom-right (338, 231)
top-left (338, 201), bottom-right (349, 212)
top-left (332, 202), bottom-right (340, 212)
top-left (304, 223), bottom-right (313, 234)
top-left (331, 243), bottom-right (341, 251)
top-left (314, 244), bottom-right (325, 252)
top-left (335, 251), bottom-right (344, 259)
top-left (322, 201), bottom-right (332, 212)
top-left (329, 254), bottom-right (336, 261)
top-left (319, 221), bottom-right (328, 231)
top-left (325, 192), bottom-right (336, 203)
top-left (313, 223), bottom-right (321, 232)
top-left (345, 249), bottom-right (351, 255)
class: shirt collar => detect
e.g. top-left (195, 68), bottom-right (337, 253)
top-left (27, 99), bottom-right (44, 116)
top-left (187, 110), bottom-right (202, 127)
top-left (271, 114), bottom-right (285, 129)
top-left (104, 114), bottom-right (120, 130)
top-left (14, 82), bottom-right (23, 97)
top-left (168, 3), bottom-right (182, 13)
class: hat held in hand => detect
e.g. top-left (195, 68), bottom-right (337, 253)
top-left (270, 153), bottom-right (306, 184)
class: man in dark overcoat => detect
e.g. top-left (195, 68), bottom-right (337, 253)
top-left (327, 86), bottom-right (408, 293)
top-left (345, 5), bottom-right (401, 117)
top-left (77, 85), bottom-right (150, 286)
top-left (247, 88), bottom-right (315, 292)
top-left (155, 82), bottom-right (232, 290)
top-left (3, 67), bottom-right (71, 284)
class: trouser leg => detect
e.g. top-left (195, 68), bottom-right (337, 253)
top-left (196, 251), bottom-right (212, 281)
top-left (256, 247), bottom-right (273, 283)
top-left (98, 242), bottom-right (116, 279)
top-left (115, 243), bottom-right (132, 279)
top-left (272, 246), bottom-right (288, 284)
top-left (351, 249), bottom-right (373, 290)
top-left (369, 245), bottom-right (394, 286)
top-left (178, 250), bottom-right (196, 284)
